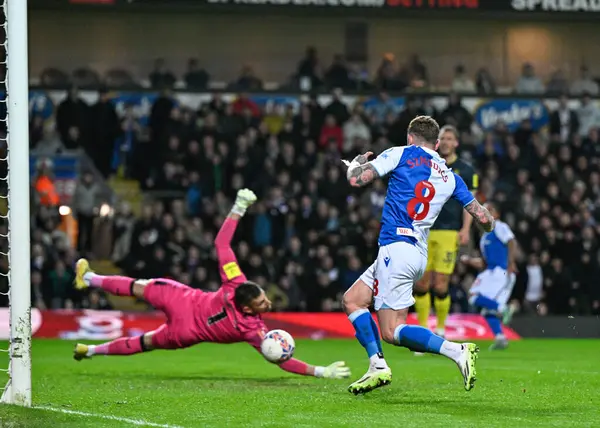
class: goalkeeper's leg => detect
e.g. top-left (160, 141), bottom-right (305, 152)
top-left (73, 324), bottom-right (192, 360)
top-left (75, 258), bottom-right (148, 298)
top-left (74, 260), bottom-right (201, 360)
top-left (75, 259), bottom-right (195, 315)
top-left (74, 330), bottom-right (156, 360)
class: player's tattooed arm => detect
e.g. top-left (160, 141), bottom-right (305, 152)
top-left (464, 200), bottom-right (495, 232)
top-left (347, 163), bottom-right (380, 187)
top-left (343, 151), bottom-right (379, 187)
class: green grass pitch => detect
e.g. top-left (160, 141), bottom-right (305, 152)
top-left (0, 339), bottom-right (599, 427)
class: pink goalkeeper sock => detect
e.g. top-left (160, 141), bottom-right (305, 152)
top-left (89, 275), bottom-right (134, 296)
top-left (93, 337), bottom-right (144, 356)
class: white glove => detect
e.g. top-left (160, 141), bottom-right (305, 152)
top-left (231, 188), bottom-right (257, 216)
top-left (315, 361), bottom-right (351, 379)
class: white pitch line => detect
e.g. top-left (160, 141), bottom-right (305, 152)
top-left (35, 406), bottom-right (184, 428)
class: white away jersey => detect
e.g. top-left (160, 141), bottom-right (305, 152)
top-left (370, 145), bottom-right (475, 255)
top-left (479, 220), bottom-right (515, 270)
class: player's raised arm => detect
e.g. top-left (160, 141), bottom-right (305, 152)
top-left (342, 147), bottom-right (404, 188)
top-left (246, 329), bottom-right (351, 379)
top-left (451, 173), bottom-right (494, 233)
top-left (215, 189), bottom-right (257, 285)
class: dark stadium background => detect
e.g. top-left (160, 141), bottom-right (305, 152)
top-left (2, 1), bottom-right (600, 338)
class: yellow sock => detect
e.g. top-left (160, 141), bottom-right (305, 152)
top-left (414, 292), bottom-right (431, 328)
top-left (434, 295), bottom-right (451, 334)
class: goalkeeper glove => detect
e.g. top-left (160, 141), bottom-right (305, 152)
top-left (315, 361), bottom-right (351, 379)
top-left (231, 188), bottom-right (257, 216)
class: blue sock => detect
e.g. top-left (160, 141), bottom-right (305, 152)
top-left (485, 315), bottom-right (503, 336)
top-left (470, 295), bottom-right (499, 311)
top-left (369, 315), bottom-right (383, 354)
top-left (348, 309), bottom-right (380, 358)
top-left (394, 324), bottom-right (444, 354)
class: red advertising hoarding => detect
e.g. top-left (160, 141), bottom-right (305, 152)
top-left (0, 309), bottom-right (520, 341)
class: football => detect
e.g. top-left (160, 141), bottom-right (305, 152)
top-left (260, 329), bottom-right (295, 363)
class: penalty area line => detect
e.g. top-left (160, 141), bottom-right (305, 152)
top-left (35, 406), bottom-right (185, 428)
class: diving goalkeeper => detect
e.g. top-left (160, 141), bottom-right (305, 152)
top-left (73, 189), bottom-right (350, 380)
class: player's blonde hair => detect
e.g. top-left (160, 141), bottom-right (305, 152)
top-left (408, 115), bottom-right (440, 146)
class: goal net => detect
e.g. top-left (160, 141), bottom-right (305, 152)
top-left (0, 0), bottom-right (32, 407)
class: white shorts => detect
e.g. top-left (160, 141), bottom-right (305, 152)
top-left (470, 267), bottom-right (516, 307)
top-left (359, 241), bottom-right (427, 311)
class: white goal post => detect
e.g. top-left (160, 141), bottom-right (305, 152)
top-left (1, 0), bottom-right (32, 407)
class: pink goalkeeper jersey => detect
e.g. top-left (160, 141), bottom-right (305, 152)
top-left (190, 218), bottom-right (267, 346)
top-left (187, 217), bottom-right (310, 376)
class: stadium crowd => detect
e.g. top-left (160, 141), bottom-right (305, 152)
top-left (10, 82), bottom-right (600, 317)
top-left (40, 50), bottom-right (600, 97)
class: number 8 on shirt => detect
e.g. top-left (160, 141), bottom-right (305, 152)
top-left (358, 145), bottom-right (474, 311)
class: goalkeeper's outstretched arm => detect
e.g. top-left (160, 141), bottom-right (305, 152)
top-left (247, 340), bottom-right (350, 379)
top-left (215, 189), bottom-right (257, 286)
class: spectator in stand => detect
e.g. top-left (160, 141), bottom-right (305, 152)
top-left (319, 114), bottom-right (343, 151)
top-left (546, 68), bottom-right (570, 96)
top-left (325, 55), bottom-right (352, 90)
top-left (400, 53), bottom-right (429, 89)
top-left (348, 64), bottom-right (373, 92)
top-left (369, 92), bottom-right (400, 124)
top-left (56, 86), bottom-right (88, 150)
top-left (149, 58), bottom-right (176, 89)
top-left (439, 93), bottom-right (473, 135)
top-left (522, 254), bottom-right (543, 313)
top-left (73, 171), bottom-right (101, 255)
top-left (48, 260), bottom-right (75, 309)
top-left (296, 46), bottom-right (323, 90)
top-left (549, 95), bottom-right (579, 144)
top-left (515, 63), bottom-right (545, 94)
top-left (388, 96), bottom-right (426, 144)
top-left (324, 88), bottom-right (350, 125)
top-left (231, 65), bottom-right (263, 91)
top-left (149, 88), bottom-right (176, 148)
top-left (342, 113), bottom-right (371, 154)
top-left (34, 160), bottom-right (60, 209)
top-left (375, 54), bottom-right (406, 91)
top-left (184, 58), bottom-right (210, 90)
top-left (261, 103), bottom-right (285, 135)
top-left (88, 87), bottom-right (121, 177)
top-left (577, 93), bottom-right (600, 138)
top-left (475, 67), bottom-right (497, 95)
top-left (18, 79), bottom-right (600, 316)
top-left (232, 93), bottom-right (261, 118)
top-left (32, 119), bottom-right (65, 155)
top-left (451, 64), bottom-right (476, 93)
top-left (570, 65), bottom-right (599, 96)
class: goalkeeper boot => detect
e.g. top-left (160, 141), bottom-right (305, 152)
top-left (73, 343), bottom-right (90, 361)
top-left (347, 367), bottom-right (392, 395)
top-left (74, 258), bottom-right (92, 290)
top-left (456, 343), bottom-right (479, 391)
